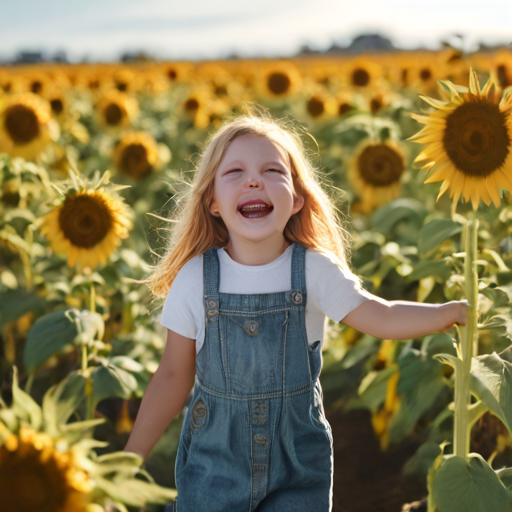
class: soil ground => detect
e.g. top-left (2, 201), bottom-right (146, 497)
top-left (328, 407), bottom-right (427, 512)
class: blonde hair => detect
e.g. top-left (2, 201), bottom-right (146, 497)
top-left (141, 108), bottom-right (362, 300)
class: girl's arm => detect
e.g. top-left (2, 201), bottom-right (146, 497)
top-left (341, 294), bottom-right (469, 340)
top-left (123, 329), bottom-right (196, 462)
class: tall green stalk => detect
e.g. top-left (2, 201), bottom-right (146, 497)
top-left (453, 212), bottom-right (479, 461)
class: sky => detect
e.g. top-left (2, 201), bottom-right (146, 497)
top-left (0, 0), bottom-right (511, 62)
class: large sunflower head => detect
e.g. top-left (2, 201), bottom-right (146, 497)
top-left (349, 139), bottom-right (406, 214)
top-left (0, 426), bottom-right (92, 512)
top-left (96, 91), bottom-right (139, 129)
top-left (0, 92), bottom-right (56, 160)
top-left (38, 168), bottom-right (133, 271)
top-left (408, 67), bottom-right (512, 211)
top-left (113, 131), bottom-right (162, 180)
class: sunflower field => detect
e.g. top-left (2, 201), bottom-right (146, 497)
top-left (1, 47), bottom-right (512, 512)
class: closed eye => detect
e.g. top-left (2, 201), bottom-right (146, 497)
top-left (226, 168), bottom-right (284, 174)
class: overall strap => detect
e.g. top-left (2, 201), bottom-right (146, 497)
top-left (203, 247), bottom-right (220, 324)
top-left (289, 242), bottom-right (307, 307)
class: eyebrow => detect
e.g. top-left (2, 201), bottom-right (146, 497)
top-left (223, 160), bottom-right (289, 169)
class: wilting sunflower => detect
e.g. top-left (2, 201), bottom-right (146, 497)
top-left (348, 139), bottom-right (406, 213)
top-left (0, 92), bottom-right (57, 160)
top-left (0, 426), bottom-right (92, 512)
top-left (38, 169), bottom-right (133, 271)
top-left (408, 67), bottom-right (512, 211)
top-left (369, 340), bottom-right (401, 452)
top-left (96, 90), bottom-right (139, 129)
top-left (113, 131), bottom-right (162, 180)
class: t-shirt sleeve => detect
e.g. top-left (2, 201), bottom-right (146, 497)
top-left (311, 251), bottom-right (373, 323)
top-left (159, 261), bottom-right (198, 339)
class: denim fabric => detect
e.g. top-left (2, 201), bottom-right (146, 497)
top-left (168, 242), bottom-right (333, 512)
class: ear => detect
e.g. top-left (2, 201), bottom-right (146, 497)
top-left (210, 199), bottom-right (219, 216)
top-left (292, 194), bottom-right (305, 215)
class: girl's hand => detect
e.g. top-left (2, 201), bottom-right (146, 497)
top-left (444, 299), bottom-right (469, 329)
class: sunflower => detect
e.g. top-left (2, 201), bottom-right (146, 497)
top-left (349, 139), bottom-right (406, 213)
top-left (181, 86), bottom-right (213, 129)
top-left (0, 426), bottom-right (92, 512)
top-left (408, 67), bottom-right (512, 211)
top-left (257, 61), bottom-right (302, 98)
top-left (0, 92), bottom-right (56, 160)
top-left (301, 87), bottom-right (337, 121)
top-left (96, 91), bottom-right (139, 129)
top-left (38, 169), bottom-right (133, 271)
top-left (113, 131), bottom-right (161, 180)
top-left (342, 58), bottom-right (383, 89)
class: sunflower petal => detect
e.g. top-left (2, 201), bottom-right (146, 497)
top-left (470, 183), bottom-right (481, 210)
top-left (424, 163), bottom-right (452, 183)
top-left (419, 95), bottom-right (449, 110)
top-left (436, 179), bottom-right (451, 202)
top-left (486, 175), bottom-right (502, 207)
top-left (478, 179), bottom-right (492, 206)
top-left (468, 68), bottom-right (482, 98)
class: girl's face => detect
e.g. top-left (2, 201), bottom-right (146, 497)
top-left (210, 134), bottom-right (304, 247)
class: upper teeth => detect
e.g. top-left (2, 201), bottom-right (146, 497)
top-left (241, 204), bottom-right (268, 210)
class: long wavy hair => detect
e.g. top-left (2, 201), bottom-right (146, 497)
top-left (142, 109), bottom-right (363, 300)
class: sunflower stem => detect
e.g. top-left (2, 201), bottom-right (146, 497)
top-left (453, 213), bottom-right (478, 461)
top-left (90, 283), bottom-right (96, 313)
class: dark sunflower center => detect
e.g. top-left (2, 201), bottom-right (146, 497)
top-left (59, 193), bottom-right (113, 248)
top-left (358, 145), bottom-right (404, 186)
top-left (338, 103), bottom-right (353, 116)
top-left (116, 81), bottom-right (128, 92)
top-left (119, 143), bottom-right (151, 179)
top-left (401, 68), bottom-right (409, 85)
top-left (167, 69), bottom-right (177, 80)
top-left (443, 99), bottom-right (510, 177)
top-left (184, 98), bottom-right (199, 112)
top-left (420, 68), bottom-right (432, 82)
top-left (4, 104), bottom-right (40, 144)
top-left (104, 103), bottom-right (123, 125)
top-left (13, 469), bottom-right (52, 509)
top-left (214, 84), bottom-right (228, 96)
top-left (370, 98), bottom-right (382, 114)
top-left (352, 69), bottom-right (370, 87)
top-left (31, 81), bottom-right (43, 94)
top-left (50, 99), bottom-right (63, 115)
top-left (497, 65), bottom-right (511, 89)
top-left (307, 97), bottom-right (324, 117)
top-left (267, 72), bottom-right (291, 95)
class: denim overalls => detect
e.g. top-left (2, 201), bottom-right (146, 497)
top-left (165, 242), bottom-right (333, 512)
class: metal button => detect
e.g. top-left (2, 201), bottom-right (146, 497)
top-left (209, 300), bottom-right (216, 307)
top-left (291, 290), bottom-right (303, 304)
top-left (207, 310), bottom-right (218, 316)
top-left (254, 434), bottom-right (268, 444)
top-left (245, 320), bottom-right (259, 336)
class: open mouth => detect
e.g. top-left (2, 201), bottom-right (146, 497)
top-left (238, 205), bottom-right (274, 219)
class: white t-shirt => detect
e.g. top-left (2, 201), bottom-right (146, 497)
top-left (159, 244), bottom-right (373, 355)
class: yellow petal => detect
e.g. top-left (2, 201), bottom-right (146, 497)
top-left (478, 179), bottom-right (492, 206)
top-left (436, 179), bottom-right (451, 202)
top-left (469, 68), bottom-right (482, 98)
top-left (471, 184), bottom-right (481, 210)
top-left (424, 163), bottom-right (452, 183)
top-left (486, 175), bottom-right (502, 207)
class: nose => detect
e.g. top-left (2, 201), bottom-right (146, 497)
top-left (245, 176), bottom-right (262, 188)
